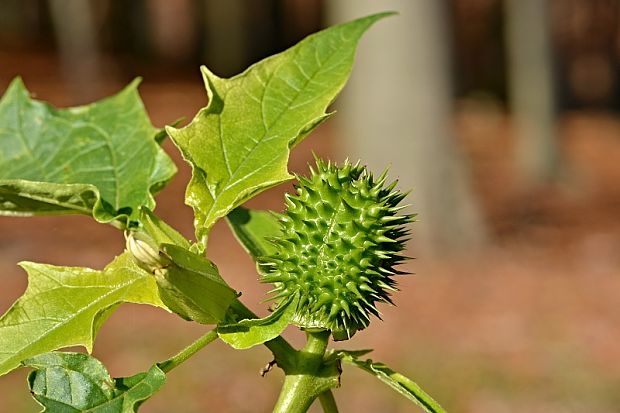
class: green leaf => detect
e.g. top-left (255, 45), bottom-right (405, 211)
top-left (139, 207), bottom-right (191, 250)
top-left (167, 13), bottom-right (393, 247)
top-left (325, 348), bottom-right (373, 362)
top-left (24, 352), bottom-right (165, 412)
top-left (0, 253), bottom-right (166, 376)
top-left (153, 244), bottom-right (237, 324)
top-left (339, 354), bottom-right (446, 413)
top-left (226, 207), bottom-right (281, 260)
top-left (218, 294), bottom-right (299, 350)
top-left (0, 78), bottom-right (176, 224)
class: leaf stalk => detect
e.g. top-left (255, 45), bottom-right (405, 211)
top-left (157, 329), bottom-right (218, 373)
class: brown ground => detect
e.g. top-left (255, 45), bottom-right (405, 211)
top-left (0, 66), bottom-right (619, 412)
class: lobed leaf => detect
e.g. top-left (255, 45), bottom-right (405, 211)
top-left (0, 78), bottom-right (176, 224)
top-left (24, 352), bottom-right (165, 412)
top-left (339, 353), bottom-right (447, 413)
top-left (139, 207), bottom-right (191, 250)
top-left (167, 13), bottom-right (394, 247)
top-left (0, 253), bottom-right (166, 376)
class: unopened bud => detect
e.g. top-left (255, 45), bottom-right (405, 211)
top-left (126, 231), bottom-right (164, 272)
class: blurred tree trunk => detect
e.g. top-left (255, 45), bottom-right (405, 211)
top-left (504, 0), bottom-right (560, 186)
top-left (48, 0), bottom-right (102, 103)
top-left (146, 0), bottom-right (197, 62)
top-left (326, 0), bottom-right (487, 256)
top-left (202, 0), bottom-right (247, 76)
top-left (0, 1), bottom-right (41, 45)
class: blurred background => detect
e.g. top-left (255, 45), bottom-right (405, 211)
top-left (1, 0), bottom-right (619, 412)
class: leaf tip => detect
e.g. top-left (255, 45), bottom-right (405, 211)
top-left (199, 65), bottom-right (221, 103)
top-left (200, 65), bottom-right (220, 81)
top-left (16, 260), bottom-right (37, 272)
top-left (377, 10), bottom-right (399, 18)
top-left (127, 77), bottom-right (143, 91)
top-left (2, 77), bottom-right (28, 101)
top-left (7, 76), bottom-right (26, 89)
top-left (164, 124), bottom-right (179, 136)
top-left (107, 77), bottom-right (144, 105)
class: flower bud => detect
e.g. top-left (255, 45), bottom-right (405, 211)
top-left (125, 230), bottom-right (165, 273)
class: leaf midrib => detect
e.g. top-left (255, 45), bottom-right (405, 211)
top-left (1, 268), bottom-right (146, 371)
top-left (203, 36), bottom-right (348, 225)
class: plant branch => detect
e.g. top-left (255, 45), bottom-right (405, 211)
top-left (271, 330), bottom-right (334, 413)
top-left (154, 297), bottom-right (339, 412)
top-left (157, 329), bottom-right (218, 373)
top-left (230, 299), bottom-right (340, 413)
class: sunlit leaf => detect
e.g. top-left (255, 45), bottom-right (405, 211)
top-left (0, 254), bottom-right (166, 376)
top-left (218, 294), bottom-right (298, 349)
top-left (167, 13), bottom-right (393, 247)
top-left (0, 78), bottom-right (176, 224)
top-left (24, 352), bottom-right (165, 412)
top-left (226, 207), bottom-right (281, 260)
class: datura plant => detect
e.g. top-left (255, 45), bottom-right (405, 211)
top-left (0, 13), bottom-right (446, 413)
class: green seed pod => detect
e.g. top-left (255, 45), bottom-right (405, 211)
top-left (261, 159), bottom-right (413, 340)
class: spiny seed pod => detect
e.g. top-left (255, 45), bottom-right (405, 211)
top-left (260, 159), bottom-right (413, 340)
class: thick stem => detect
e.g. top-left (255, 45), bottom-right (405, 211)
top-left (271, 330), bottom-right (331, 413)
top-left (157, 329), bottom-right (218, 373)
top-left (230, 300), bottom-right (339, 412)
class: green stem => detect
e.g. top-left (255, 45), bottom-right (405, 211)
top-left (157, 329), bottom-right (218, 373)
top-left (231, 300), bottom-right (339, 412)
top-left (153, 293), bottom-right (295, 375)
top-left (271, 330), bottom-right (332, 413)
top-left (157, 300), bottom-right (338, 413)
top-left (318, 390), bottom-right (339, 413)
top-left (142, 211), bottom-right (337, 409)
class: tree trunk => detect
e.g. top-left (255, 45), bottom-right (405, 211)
top-left (145, 0), bottom-right (197, 62)
top-left (504, 0), bottom-right (560, 187)
top-left (48, 0), bottom-right (102, 103)
top-left (326, 0), bottom-right (487, 256)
